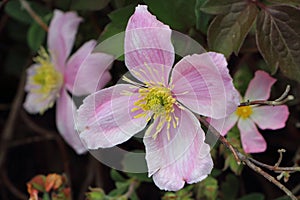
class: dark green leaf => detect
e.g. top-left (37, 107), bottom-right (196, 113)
top-left (221, 174), bottom-right (239, 200)
top-left (208, 2), bottom-right (258, 57)
top-left (129, 191), bottom-right (139, 200)
top-left (99, 4), bottom-right (135, 42)
top-left (71, 0), bottom-right (110, 11)
top-left (111, 169), bottom-right (126, 182)
top-left (143, 0), bottom-right (196, 31)
top-left (200, 0), bottom-right (247, 15)
top-left (126, 173), bottom-right (152, 183)
top-left (256, 5), bottom-right (300, 82)
top-left (238, 193), bottom-right (265, 200)
top-left (195, 176), bottom-right (218, 200)
top-left (108, 182), bottom-right (129, 196)
top-left (274, 196), bottom-right (291, 200)
top-left (195, 0), bottom-right (213, 33)
top-left (5, 0), bottom-right (49, 24)
top-left (267, 0), bottom-right (300, 6)
top-left (233, 65), bottom-right (253, 96)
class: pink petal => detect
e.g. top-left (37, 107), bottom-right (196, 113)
top-left (244, 70), bottom-right (276, 101)
top-left (171, 53), bottom-right (239, 119)
top-left (251, 105), bottom-right (289, 130)
top-left (125, 5), bottom-right (174, 85)
top-left (144, 107), bottom-right (213, 191)
top-left (238, 118), bottom-right (267, 153)
top-left (77, 84), bottom-right (150, 149)
top-left (56, 88), bottom-right (87, 154)
top-left (207, 113), bottom-right (239, 136)
top-left (48, 10), bottom-right (82, 72)
top-left (65, 40), bottom-right (113, 96)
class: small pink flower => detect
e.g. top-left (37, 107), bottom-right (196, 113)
top-left (24, 10), bottom-right (113, 154)
top-left (209, 70), bottom-right (289, 153)
top-left (77, 5), bottom-right (239, 190)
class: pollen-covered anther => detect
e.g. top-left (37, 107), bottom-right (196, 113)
top-left (132, 85), bottom-right (177, 139)
top-left (236, 105), bottom-right (253, 119)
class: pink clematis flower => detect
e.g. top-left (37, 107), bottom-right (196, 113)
top-left (209, 70), bottom-right (289, 153)
top-left (77, 5), bottom-right (239, 190)
top-left (24, 10), bottom-right (113, 154)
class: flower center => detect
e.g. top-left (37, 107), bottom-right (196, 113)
top-left (236, 106), bottom-right (253, 119)
top-left (31, 48), bottom-right (63, 95)
top-left (131, 85), bottom-right (178, 139)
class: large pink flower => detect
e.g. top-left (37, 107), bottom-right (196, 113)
top-left (24, 10), bottom-right (113, 154)
top-left (77, 5), bottom-right (239, 190)
top-left (209, 70), bottom-right (289, 153)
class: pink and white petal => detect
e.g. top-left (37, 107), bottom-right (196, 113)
top-left (56, 88), bottom-right (87, 154)
top-left (207, 113), bottom-right (239, 136)
top-left (48, 10), bottom-right (82, 72)
top-left (77, 84), bottom-right (149, 149)
top-left (65, 40), bottom-right (114, 96)
top-left (244, 70), bottom-right (276, 101)
top-left (171, 53), bottom-right (239, 119)
top-left (144, 107), bottom-right (213, 191)
top-left (251, 105), bottom-right (289, 130)
top-left (125, 5), bottom-right (174, 85)
top-left (23, 91), bottom-right (57, 114)
top-left (238, 118), bottom-right (267, 153)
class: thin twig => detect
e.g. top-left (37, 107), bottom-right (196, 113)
top-left (0, 170), bottom-right (27, 200)
top-left (123, 179), bottom-right (138, 199)
top-left (9, 135), bottom-right (56, 147)
top-left (236, 152), bottom-right (297, 200)
top-left (239, 85), bottom-right (294, 107)
top-left (19, 0), bottom-right (48, 31)
top-left (0, 69), bottom-right (26, 170)
top-left (247, 157), bottom-right (300, 172)
top-left (198, 116), bottom-right (298, 200)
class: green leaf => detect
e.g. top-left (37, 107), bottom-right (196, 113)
top-left (224, 154), bottom-right (244, 175)
top-left (196, 176), bottom-right (218, 200)
top-left (221, 174), bottom-right (239, 200)
top-left (143, 0), bottom-right (196, 31)
top-left (267, 0), bottom-right (300, 6)
top-left (86, 187), bottom-right (107, 200)
top-left (208, 2), bottom-right (258, 57)
top-left (238, 193), bottom-right (265, 200)
top-left (200, 0), bottom-right (247, 15)
top-left (256, 5), bottom-right (300, 82)
top-left (126, 173), bottom-right (151, 183)
top-left (27, 22), bottom-right (45, 52)
top-left (110, 169), bottom-right (126, 182)
top-left (195, 0), bottom-right (213, 33)
top-left (71, 0), bottom-right (110, 11)
top-left (233, 65), bottom-right (253, 96)
top-left (5, 0), bottom-right (49, 24)
top-left (99, 4), bottom-right (135, 42)
top-left (109, 182), bottom-right (129, 197)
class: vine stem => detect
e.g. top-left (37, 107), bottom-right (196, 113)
top-left (198, 117), bottom-right (298, 200)
top-left (19, 0), bottom-right (48, 31)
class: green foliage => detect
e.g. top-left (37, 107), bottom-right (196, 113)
top-left (143, 0), bottom-right (196, 31)
top-left (71, 0), bottom-right (111, 11)
top-left (256, 5), bottom-right (300, 82)
top-left (207, 2), bottom-right (258, 58)
top-left (267, 0), bottom-right (300, 6)
top-left (238, 193), bottom-right (265, 200)
top-left (195, 0), bottom-right (213, 34)
top-left (220, 174), bottom-right (239, 200)
top-left (221, 127), bottom-right (244, 175)
top-left (162, 185), bottom-right (194, 200)
top-left (195, 176), bottom-right (219, 200)
top-left (233, 66), bottom-right (253, 96)
top-left (5, 0), bottom-right (49, 24)
top-left (199, 0), bottom-right (243, 15)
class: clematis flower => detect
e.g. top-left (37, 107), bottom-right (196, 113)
top-left (209, 70), bottom-right (289, 153)
top-left (24, 10), bottom-right (113, 154)
top-left (77, 5), bottom-right (239, 190)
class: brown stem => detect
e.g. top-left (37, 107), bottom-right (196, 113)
top-left (123, 179), bottom-right (139, 199)
top-left (239, 85), bottom-right (294, 107)
top-left (247, 157), bottom-right (300, 172)
top-left (198, 116), bottom-right (298, 200)
top-left (19, 0), bottom-right (48, 31)
top-left (0, 69), bottom-right (26, 170)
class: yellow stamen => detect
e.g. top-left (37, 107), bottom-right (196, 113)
top-left (132, 83), bottom-right (177, 139)
top-left (29, 47), bottom-right (63, 113)
top-left (236, 106), bottom-right (253, 119)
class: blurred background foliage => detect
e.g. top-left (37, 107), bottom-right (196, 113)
top-left (0, 0), bottom-right (300, 199)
